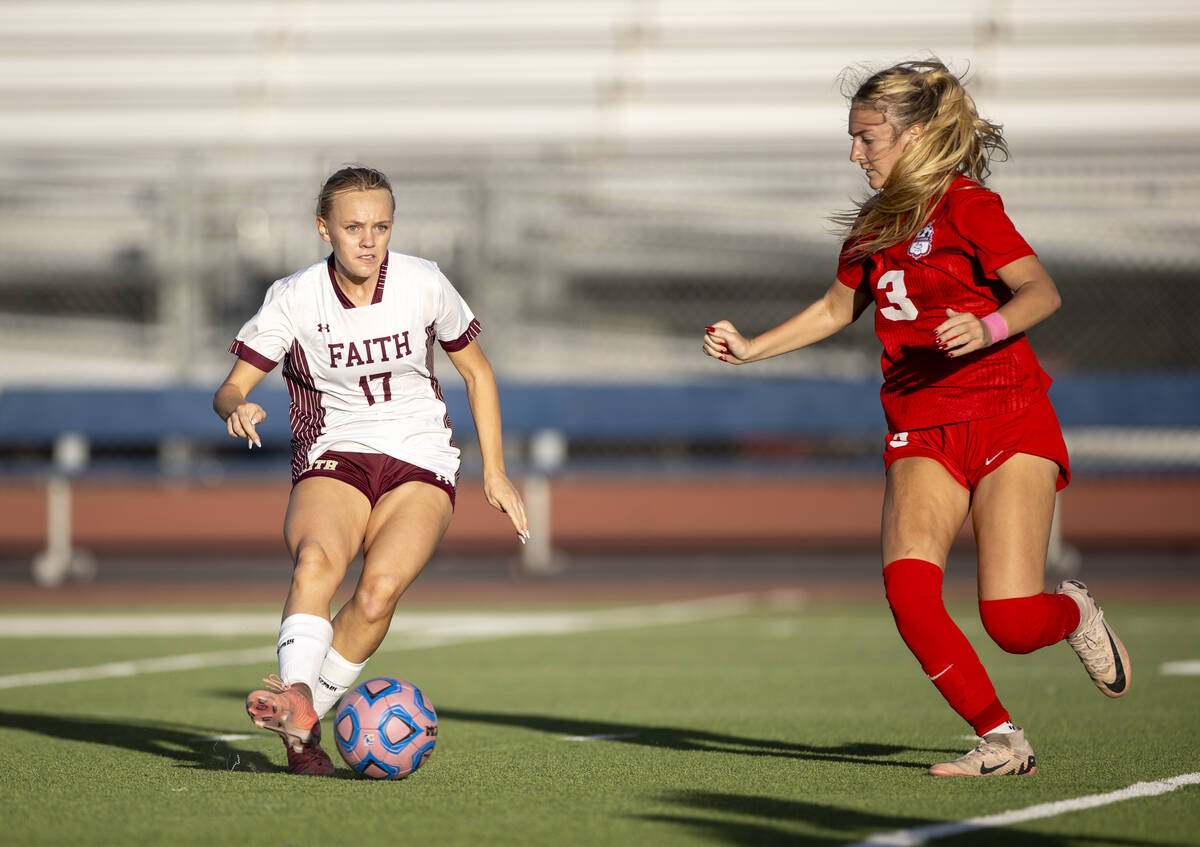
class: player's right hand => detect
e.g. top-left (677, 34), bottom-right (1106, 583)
top-left (226, 402), bottom-right (265, 448)
top-left (703, 321), bottom-right (751, 364)
top-left (483, 470), bottom-right (530, 544)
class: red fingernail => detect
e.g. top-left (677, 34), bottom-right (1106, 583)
top-left (705, 326), bottom-right (716, 332)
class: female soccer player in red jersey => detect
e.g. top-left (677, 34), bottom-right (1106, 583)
top-left (702, 60), bottom-right (1130, 777)
top-left (214, 166), bottom-right (529, 775)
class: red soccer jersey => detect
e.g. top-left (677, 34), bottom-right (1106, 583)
top-left (837, 175), bottom-right (1052, 431)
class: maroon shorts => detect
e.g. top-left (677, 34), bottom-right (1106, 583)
top-left (294, 451), bottom-right (456, 508)
top-left (882, 396), bottom-right (1070, 492)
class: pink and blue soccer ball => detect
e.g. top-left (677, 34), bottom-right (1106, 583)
top-left (334, 677), bottom-right (437, 780)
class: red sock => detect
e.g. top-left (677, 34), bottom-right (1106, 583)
top-left (979, 593), bottom-right (1081, 655)
top-left (883, 558), bottom-right (1009, 736)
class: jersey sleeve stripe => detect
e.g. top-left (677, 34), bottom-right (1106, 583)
top-left (439, 318), bottom-right (482, 352)
top-left (229, 340), bottom-right (279, 373)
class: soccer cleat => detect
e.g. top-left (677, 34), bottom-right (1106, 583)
top-left (1057, 579), bottom-right (1131, 698)
top-left (928, 728), bottom-right (1036, 777)
top-left (246, 674), bottom-right (333, 774)
top-left (284, 722), bottom-right (336, 776)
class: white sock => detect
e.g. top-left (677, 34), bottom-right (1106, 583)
top-left (276, 614), bottom-right (333, 693)
top-left (312, 647), bottom-right (367, 719)
top-left (980, 720), bottom-right (1018, 736)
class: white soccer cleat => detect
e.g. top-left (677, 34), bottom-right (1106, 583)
top-left (928, 728), bottom-right (1036, 777)
top-left (1057, 579), bottom-right (1131, 698)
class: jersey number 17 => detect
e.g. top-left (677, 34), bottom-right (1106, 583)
top-left (358, 372), bottom-right (393, 405)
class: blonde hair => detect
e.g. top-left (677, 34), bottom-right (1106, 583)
top-left (835, 60), bottom-right (1008, 256)
top-left (316, 166), bottom-right (395, 218)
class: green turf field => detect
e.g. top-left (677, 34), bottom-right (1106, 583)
top-left (0, 596), bottom-right (1197, 846)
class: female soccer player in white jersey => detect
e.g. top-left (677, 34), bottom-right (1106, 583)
top-left (214, 166), bottom-right (529, 775)
top-left (703, 61), bottom-right (1130, 777)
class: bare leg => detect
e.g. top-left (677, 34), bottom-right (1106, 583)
top-left (246, 476), bottom-right (369, 774)
top-left (882, 457), bottom-right (970, 568)
top-left (970, 453), bottom-right (1059, 601)
top-left (970, 454), bottom-right (1127, 695)
top-left (331, 482), bottom-right (453, 663)
top-left (282, 477), bottom-right (370, 619)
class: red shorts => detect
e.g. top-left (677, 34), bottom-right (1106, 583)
top-left (294, 451), bottom-right (456, 508)
top-left (882, 396), bottom-right (1070, 492)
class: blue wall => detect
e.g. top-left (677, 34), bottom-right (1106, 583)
top-left (1, 373), bottom-right (1196, 447)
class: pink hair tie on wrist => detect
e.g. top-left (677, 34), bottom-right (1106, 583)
top-left (981, 311), bottom-right (1009, 345)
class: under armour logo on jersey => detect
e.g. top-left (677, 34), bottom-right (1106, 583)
top-left (317, 323), bottom-right (330, 332)
top-left (888, 432), bottom-right (910, 449)
top-left (908, 224), bottom-right (934, 259)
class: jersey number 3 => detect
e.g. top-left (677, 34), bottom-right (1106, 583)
top-left (877, 270), bottom-right (918, 321)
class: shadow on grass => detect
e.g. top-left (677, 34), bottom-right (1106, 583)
top-left (0, 709), bottom-right (286, 775)
top-left (635, 789), bottom-right (1164, 847)
top-left (438, 707), bottom-right (956, 770)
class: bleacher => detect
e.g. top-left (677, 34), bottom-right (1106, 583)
top-left (1, 1), bottom-right (1198, 385)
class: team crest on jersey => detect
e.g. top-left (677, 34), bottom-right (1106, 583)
top-left (907, 224), bottom-right (934, 259)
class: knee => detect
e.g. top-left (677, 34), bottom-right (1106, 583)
top-left (883, 558), bottom-right (945, 618)
top-left (291, 540), bottom-right (343, 586)
top-left (352, 573), bottom-right (406, 625)
top-left (979, 597), bottom-right (1042, 654)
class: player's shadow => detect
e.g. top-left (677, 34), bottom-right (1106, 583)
top-left (437, 707), bottom-right (956, 770)
top-left (0, 709), bottom-right (276, 774)
top-left (636, 790), bottom-right (1165, 847)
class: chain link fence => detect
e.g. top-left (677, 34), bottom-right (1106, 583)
top-left (0, 141), bottom-right (1196, 476)
top-left (2, 142), bottom-right (1196, 378)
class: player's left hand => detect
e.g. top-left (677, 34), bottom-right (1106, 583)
top-left (483, 471), bottom-right (530, 544)
top-left (934, 309), bottom-right (992, 357)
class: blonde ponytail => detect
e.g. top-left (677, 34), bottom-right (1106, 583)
top-left (834, 60), bottom-right (1008, 256)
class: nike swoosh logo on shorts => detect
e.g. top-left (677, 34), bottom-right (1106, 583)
top-left (984, 452), bottom-right (1004, 465)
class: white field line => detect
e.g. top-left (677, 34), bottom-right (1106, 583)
top-left (0, 614), bottom-right (283, 637)
top-left (1161, 661), bottom-right (1200, 675)
top-left (0, 592), bottom-right (764, 639)
top-left (847, 772), bottom-right (1200, 846)
top-left (0, 593), bottom-right (757, 691)
top-left (0, 646), bottom-right (279, 691)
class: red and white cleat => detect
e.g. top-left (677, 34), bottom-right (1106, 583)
top-left (246, 674), bottom-right (334, 775)
top-left (284, 723), bottom-right (335, 776)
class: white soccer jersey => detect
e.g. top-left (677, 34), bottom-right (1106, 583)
top-left (230, 250), bottom-right (481, 483)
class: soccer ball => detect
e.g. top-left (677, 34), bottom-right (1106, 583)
top-left (333, 677), bottom-right (438, 780)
